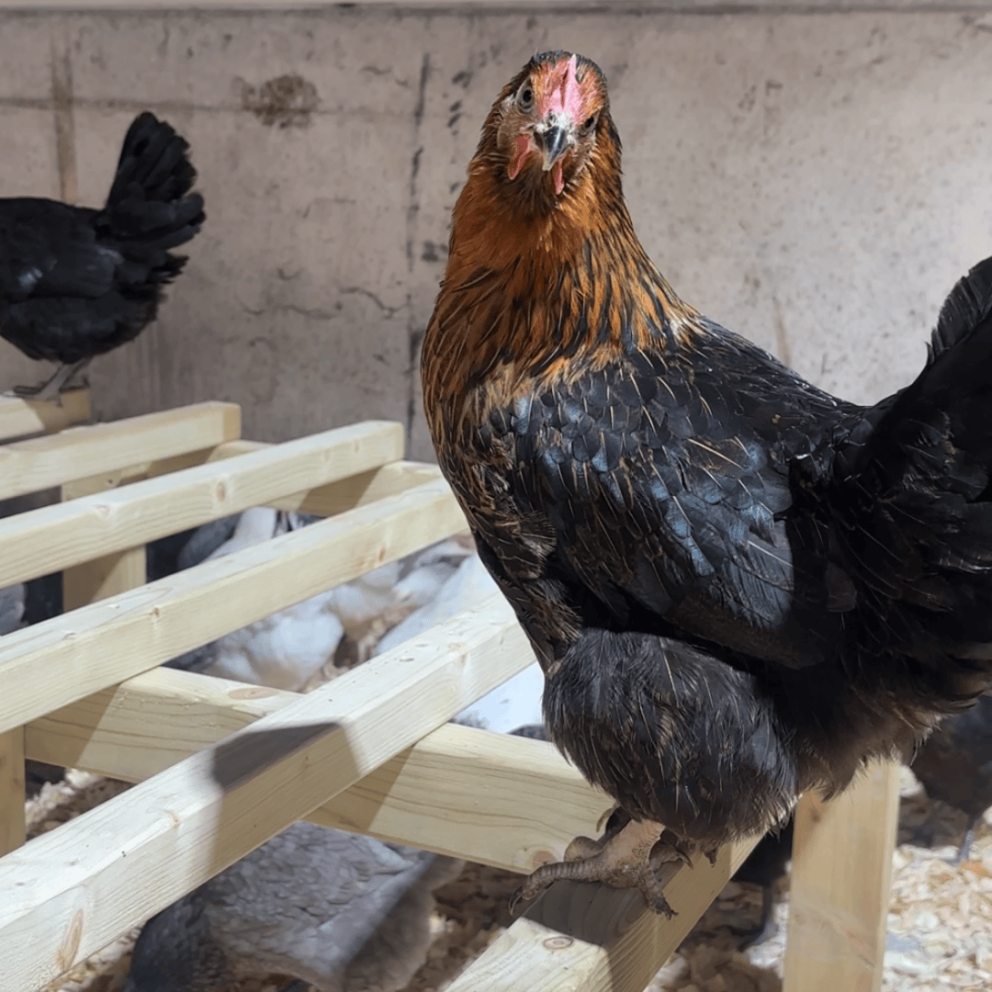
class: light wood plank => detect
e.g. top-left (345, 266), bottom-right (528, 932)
top-left (268, 460), bottom-right (446, 516)
top-left (0, 598), bottom-right (534, 992)
top-left (0, 729), bottom-right (25, 855)
top-left (783, 764), bottom-right (899, 992)
top-left (0, 475), bottom-right (466, 735)
top-left (0, 391), bottom-right (90, 442)
top-left (26, 670), bottom-right (606, 872)
top-left (0, 421), bottom-right (406, 588)
top-left (0, 402), bottom-right (241, 501)
top-left (446, 833), bottom-right (761, 992)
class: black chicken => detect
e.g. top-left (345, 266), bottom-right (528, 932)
top-left (0, 111), bottom-right (204, 398)
top-left (911, 694), bottom-right (992, 861)
top-left (421, 50), bottom-right (992, 915)
top-left (729, 817), bottom-right (794, 947)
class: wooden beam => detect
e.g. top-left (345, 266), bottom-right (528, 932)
top-left (0, 391), bottom-right (90, 442)
top-left (0, 420), bottom-right (407, 587)
top-left (446, 833), bottom-right (761, 992)
top-left (26, 669), bottom-right (606, 872)
top-left (783, 763), bottom-right (899, 992)
top-left (0, 475), bottom-right (465, 735)
top-left (265, 460), bottom-right (446, 517)
top-left (0, 730), bottom-right (25, 855)
top-left (0, 402), bottom-right (241, 501)
top-left (0, 598), bottom-right (535, 992)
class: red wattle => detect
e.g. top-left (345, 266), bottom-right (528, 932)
top-left (508, 135), bottom-right (531, 181)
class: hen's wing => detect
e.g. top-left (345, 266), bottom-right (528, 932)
top-left (478, 327), bottom-right (853, 670)
top-left (0, 200), bottom-right (113, 303)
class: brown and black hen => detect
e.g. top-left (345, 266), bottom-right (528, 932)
top-left (421, 51), bottom-right (992, 916)
top-left (0, 111), bottom-right (204, 398)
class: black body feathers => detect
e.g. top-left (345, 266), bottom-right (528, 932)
top-left (422, 50), bottom-right (992, 865)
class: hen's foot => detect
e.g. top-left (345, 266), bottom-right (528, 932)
top-left (7, 359), bottom-right (91, 404)
top-left (511, 817), bottom-right (690, 918)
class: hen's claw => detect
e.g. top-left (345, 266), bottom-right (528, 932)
top-left (511, 817), bottom-right (691, 917)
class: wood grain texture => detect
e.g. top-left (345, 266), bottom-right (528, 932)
top-left (0, 402), bottom-right (240, 501)
top-left (783, 764), bottom-right (900, 992)
top-left (0, 390), bottom-right (90, 442)
top-left (0, 730), bottom-right (25, 855)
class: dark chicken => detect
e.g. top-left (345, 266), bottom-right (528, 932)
top-left (911, 694), bottom-right (992, 862)
top-left (421, 51), bottom-right (992, 916)
top-left (0, 112), bottom-right (204, 397)
top-left (728, 816), bottom-right (794, 947)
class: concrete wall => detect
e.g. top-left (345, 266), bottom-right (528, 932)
top-left (1, 5), bottom-right (991, 459)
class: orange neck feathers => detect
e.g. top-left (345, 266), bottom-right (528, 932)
top-left (423, 82), bottom-right (699, 428)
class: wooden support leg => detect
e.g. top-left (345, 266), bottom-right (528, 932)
top-left (62, 475), bottom-right (148, 611)
top-left (783, 761), bottom-right (900, 992)
top-left (0, 392), bottom-right (91, 857)
top-left (0, 729), bottom-right (26, 853)
top-left (62, 545), bottom-right (147, 611)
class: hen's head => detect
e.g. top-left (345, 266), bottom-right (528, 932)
top-left (483, 51), bottom-right (616, 204)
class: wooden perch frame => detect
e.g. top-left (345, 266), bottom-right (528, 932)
top-left (0, 395), bottom-right (898, 992)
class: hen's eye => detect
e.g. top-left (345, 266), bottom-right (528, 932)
top-left (518, 85), bottom-right (535, 111)
top-left (582, 114), bottom-right (598, 133)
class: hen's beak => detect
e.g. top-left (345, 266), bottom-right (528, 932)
top-left (536, 119), bottom-right (575, 171)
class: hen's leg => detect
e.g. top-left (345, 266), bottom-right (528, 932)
top-left (728, 883), bottom-right (777, 948)
top-left (511, 816), bottom-right (691, 918)
top-left (953, 814), bottom-right (980, 864)
top-left (9, 358), bottom-right (91, 403)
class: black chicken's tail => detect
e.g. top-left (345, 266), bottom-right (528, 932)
top-left (821, 253), bottom-right (992, 709)
top-left (98, 112), bottom-right (205, 287)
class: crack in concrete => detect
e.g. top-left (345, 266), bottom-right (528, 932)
top-left (405, 52), bottom-right (432, 450)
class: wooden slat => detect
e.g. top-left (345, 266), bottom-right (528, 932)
top-left (0, 421), bottom-right (406, 588)
top-left (0, 729), bottom-right (25, 854)
top-left (266, 460), bottom-right (445, 516)
top-left (0, 391), bottom-right (90, 442)
top-left (0, 598), bottom-right (535, 992)
top-left (446, 834), bottom-right (761, 992)
top-left (26, 669), bottom-right (608, 872)
top-left (0, 402), bottom-right (241, 501)
top-left (783, 763), bottom-right (900, 992)
top-left (23, 661), bottom-right (765, 992)
top-left (0, 475), bottom-right (465, 735)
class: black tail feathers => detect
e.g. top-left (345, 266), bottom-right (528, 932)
top-left (929, 253), bottom-right (992, 362)
top-left (100, 112), bottom-right (205, 253)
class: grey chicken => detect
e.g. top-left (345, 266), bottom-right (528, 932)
top-left (125, 822), bottom-right (462, 992)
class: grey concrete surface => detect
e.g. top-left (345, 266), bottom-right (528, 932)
top-left (0, 7), bottom-right (990, 458)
